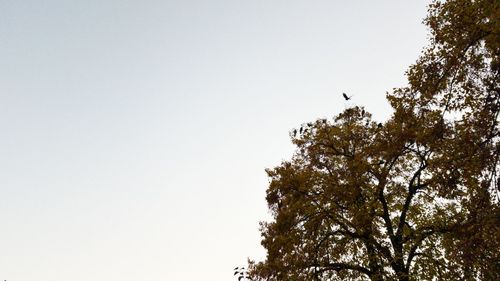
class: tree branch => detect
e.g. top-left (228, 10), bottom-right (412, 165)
top-left (310, 262), bottom-right (372, 276)
top-left (396, 160), bottom-right (428, 239)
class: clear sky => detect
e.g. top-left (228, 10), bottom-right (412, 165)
top-left (0, 1), bottom-right (430, 280)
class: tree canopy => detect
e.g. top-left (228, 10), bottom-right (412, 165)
top-left (248, 0), bottom-right (499, 280)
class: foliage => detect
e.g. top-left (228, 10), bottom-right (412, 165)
top-left (249, 0), bottom-right (500, 280)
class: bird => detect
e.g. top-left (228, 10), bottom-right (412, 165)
top-left (377, 123), bottom-right (383, 128)
top-left (342, 93), bottom-right (352, 101)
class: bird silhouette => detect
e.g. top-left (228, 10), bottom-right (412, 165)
top-left (233, 267), bottom-right (249, 281)
top-left (377, 123), bottom-right (383, 128)
top-left (342, 93), bottom-right (352, 100)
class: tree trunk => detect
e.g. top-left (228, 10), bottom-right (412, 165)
top-left (396, 270), bottom-right (410, 281)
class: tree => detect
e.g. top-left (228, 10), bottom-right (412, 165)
top-left (248, 0), bottom-right (499, 280)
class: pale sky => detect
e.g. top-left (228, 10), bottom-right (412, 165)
top-left (0, 1), bottom-right (430, 280)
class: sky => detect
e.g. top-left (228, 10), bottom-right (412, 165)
top-left (0, 1), bottom-right (430, 280)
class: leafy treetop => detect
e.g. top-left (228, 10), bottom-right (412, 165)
top-left (248, 0), bottom-right (499, 280)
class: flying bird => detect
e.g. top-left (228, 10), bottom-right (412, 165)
top-left (342, 93), bottom-right (352, 101)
